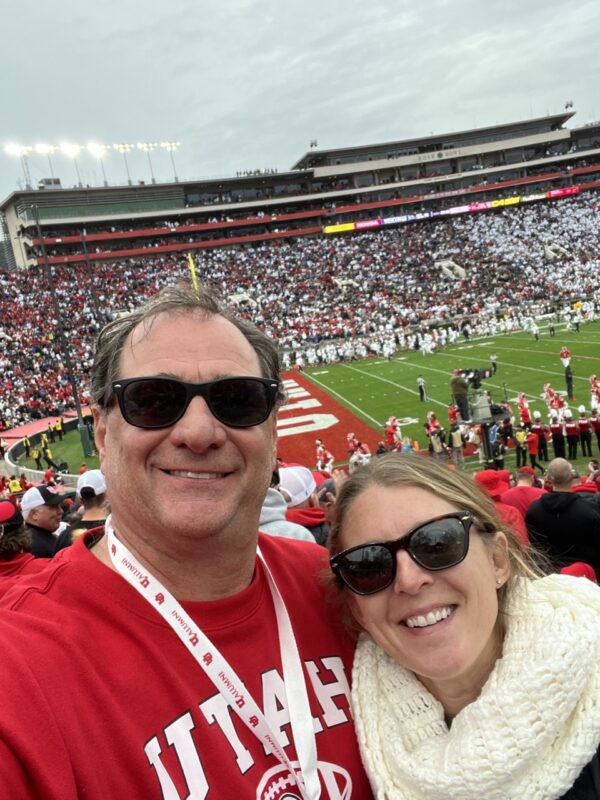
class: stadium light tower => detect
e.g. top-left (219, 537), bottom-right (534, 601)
top-left (87, 142), bottom-right (109, 186)
top-left (4, 143), bottom-right (33, 189)
top-left (113, 142), bottom-right (134, 185)
top-left (59, 142), bottom-right (83, 187)
top-left (160, 141), bottom-right (180, 182)
top-left (34, 144), bottom-right (57, 180)
top-left (137, 142), bottom-right (158, 184)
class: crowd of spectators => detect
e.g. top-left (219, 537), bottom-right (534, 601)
top-left (1, 190), bottom-right (599, 429)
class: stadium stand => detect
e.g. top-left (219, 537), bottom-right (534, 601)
top-left (0, 187), bottom-right (598, 429)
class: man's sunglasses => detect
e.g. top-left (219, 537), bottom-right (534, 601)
top-left (111, 376), bottom-right (280, 429)
top-left (330, 511), bottom-right (473, 596)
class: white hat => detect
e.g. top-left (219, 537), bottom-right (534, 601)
top-left (21, 486), bottom-right (63, 514)
top-left (533, 410), bottom-right (541, 419)
top-left (578, 405), bottom-right (586, 414)
top-left (77, 469), bottom-right (107, 497)
top-left (278, 466), bottom-right (317, 507)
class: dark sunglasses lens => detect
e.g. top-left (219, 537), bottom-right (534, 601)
top-left (338, 545), bottom-right (395, 594)
top-left (122, 379), bottom-right (186, 428)
top-left (209, 379), bottom-right (272, 427)
top-left (410, 518), bottom-right (468, 569)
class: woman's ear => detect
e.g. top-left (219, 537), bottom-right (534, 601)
top-left (491, 531), bottom-right (511, 588)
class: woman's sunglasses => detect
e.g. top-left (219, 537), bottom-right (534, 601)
top-left (330, 511), bottom-right (473, 596)
top-left (111, 376), bottom-right (280, 429)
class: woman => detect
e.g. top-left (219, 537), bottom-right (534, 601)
top-left (328, 454), bottom-right (600, 799)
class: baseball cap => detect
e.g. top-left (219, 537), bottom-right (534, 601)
top-left (0, 500), bottom-right (23, 534)
top-left (278, 466), bottom-right (317, 507)
top-left (474, 469), bottom-right (510, 498)
top-left (77, 469), bottom-right (107, 497)
top-left (20, 485), bottom-right (63, 514)
top-left (517, 466), bottom-right (536, 477)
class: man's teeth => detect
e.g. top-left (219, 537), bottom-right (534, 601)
top-left (168, 470), bottom-right (222, 479)
top-left (405, 606), bottom-right (454, 628)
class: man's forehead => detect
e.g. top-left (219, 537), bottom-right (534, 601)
top-left (122, 310), bottom-right (260, 370)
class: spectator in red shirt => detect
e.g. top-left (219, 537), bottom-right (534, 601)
top-left (501, 466), bottom-right (546, 517)
top-left (527, 430), bottom-right (545, 475)
top-left (474, 469), bottom-right (529, 548)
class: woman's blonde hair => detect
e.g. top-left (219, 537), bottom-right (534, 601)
top-left (327, 454), bottom-right (544, 632)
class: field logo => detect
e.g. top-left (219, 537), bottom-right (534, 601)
top-left (277, 379), bottom-right (338, 438)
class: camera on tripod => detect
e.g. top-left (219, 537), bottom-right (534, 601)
top-left (459, 367), bottom-right (493, 391)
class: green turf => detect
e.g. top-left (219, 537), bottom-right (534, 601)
top-left (17, 428), bottom-right (100, 474)
top-left (303, 320), bottom-right (600, 476)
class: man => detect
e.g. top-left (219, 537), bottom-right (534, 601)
top-left (278, 465), bottom-right (329, 544)
top-left (500, 466), bottom-right (546, 518)
top-left (42, 444), bottom-right (60, 470)
top-left (449, 423), bottom-right (466, 470)
top-left (514, 424), bottom-right (528, 468)
top-left (530, 411), bottom-right (549, 461)
top-left (20, 485), bottom-right (66, 558)
top-left (525, 458), bottom-right (600, 575)
top-left (473, 469), bottom-right (529, 547)
top-left (526, 428), bottom-right (545, 474)
top-left (549, 411), bottom-right (566, 459)
top-left (30, 444), bottom-right (43, 470)
top-left (259, 470), bottom-right (315, 543)
top-left (417, 374), bottom-right (427, 401)
top-left (564, 409), bottom-right (580, 460)
top-left (0, 285), bottom-right (372, 799)
top-left (565, 364), bottom-right (575, 401)
top-left (450, 368), bottom-right (469, 422)
top-left (55, 469), bottom-right (109, 548)
top-left (578, 406), bottom-right (593, 458)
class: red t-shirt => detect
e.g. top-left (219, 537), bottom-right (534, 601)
top-left (501, 485), bottom-right (547, 518)
top-left (0, 532), bottom-right (373, 799)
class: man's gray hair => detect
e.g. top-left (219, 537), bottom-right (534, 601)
top-left (91, 283), bottom-right (285, 409)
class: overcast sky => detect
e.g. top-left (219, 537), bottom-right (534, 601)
top-left (1, 0), bottom-right (599, 203)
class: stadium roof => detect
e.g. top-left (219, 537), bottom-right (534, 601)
top-left (291, 112), bottom-right (575, 170)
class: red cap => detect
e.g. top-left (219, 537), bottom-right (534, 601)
top-left (474, 469), bottom-right (510, 498)
top-left (517, 466), bottom-right (536, 477)
top-left (560, 562), bottom-right (597, 581)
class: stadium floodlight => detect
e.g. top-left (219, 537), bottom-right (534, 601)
top-left (87, 142), bottom-right (109, 186)
top-left (137, 141), bottom-right (158, 184)
top-left (113, 142), bottom-right (134, 185)
top-left (4, 143), bottom-right (33, 188)
top-left (160, 141), bottom-right (180, 182)
top-left (34, 143), bottom-right (57, 179)
top-left (59, 142), bottom-right (83, 186)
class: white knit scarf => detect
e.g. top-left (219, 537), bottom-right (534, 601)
top-left (352, 574), bottom-right (600, 800)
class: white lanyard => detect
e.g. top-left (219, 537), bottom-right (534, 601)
top-left (105, 516), bottom-right (321, 800)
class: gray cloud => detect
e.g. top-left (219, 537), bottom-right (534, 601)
top-left (1, 0), bottom-right (598, 198)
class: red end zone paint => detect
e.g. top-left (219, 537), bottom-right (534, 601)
top-left (275, 371), bottom-right (382, 467)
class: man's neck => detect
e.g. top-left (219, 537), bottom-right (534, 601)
top-left (92, 524), bottom-right (258, 602)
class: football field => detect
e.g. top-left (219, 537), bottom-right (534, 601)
top-left (303, 321), bottom-right (600, 475)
